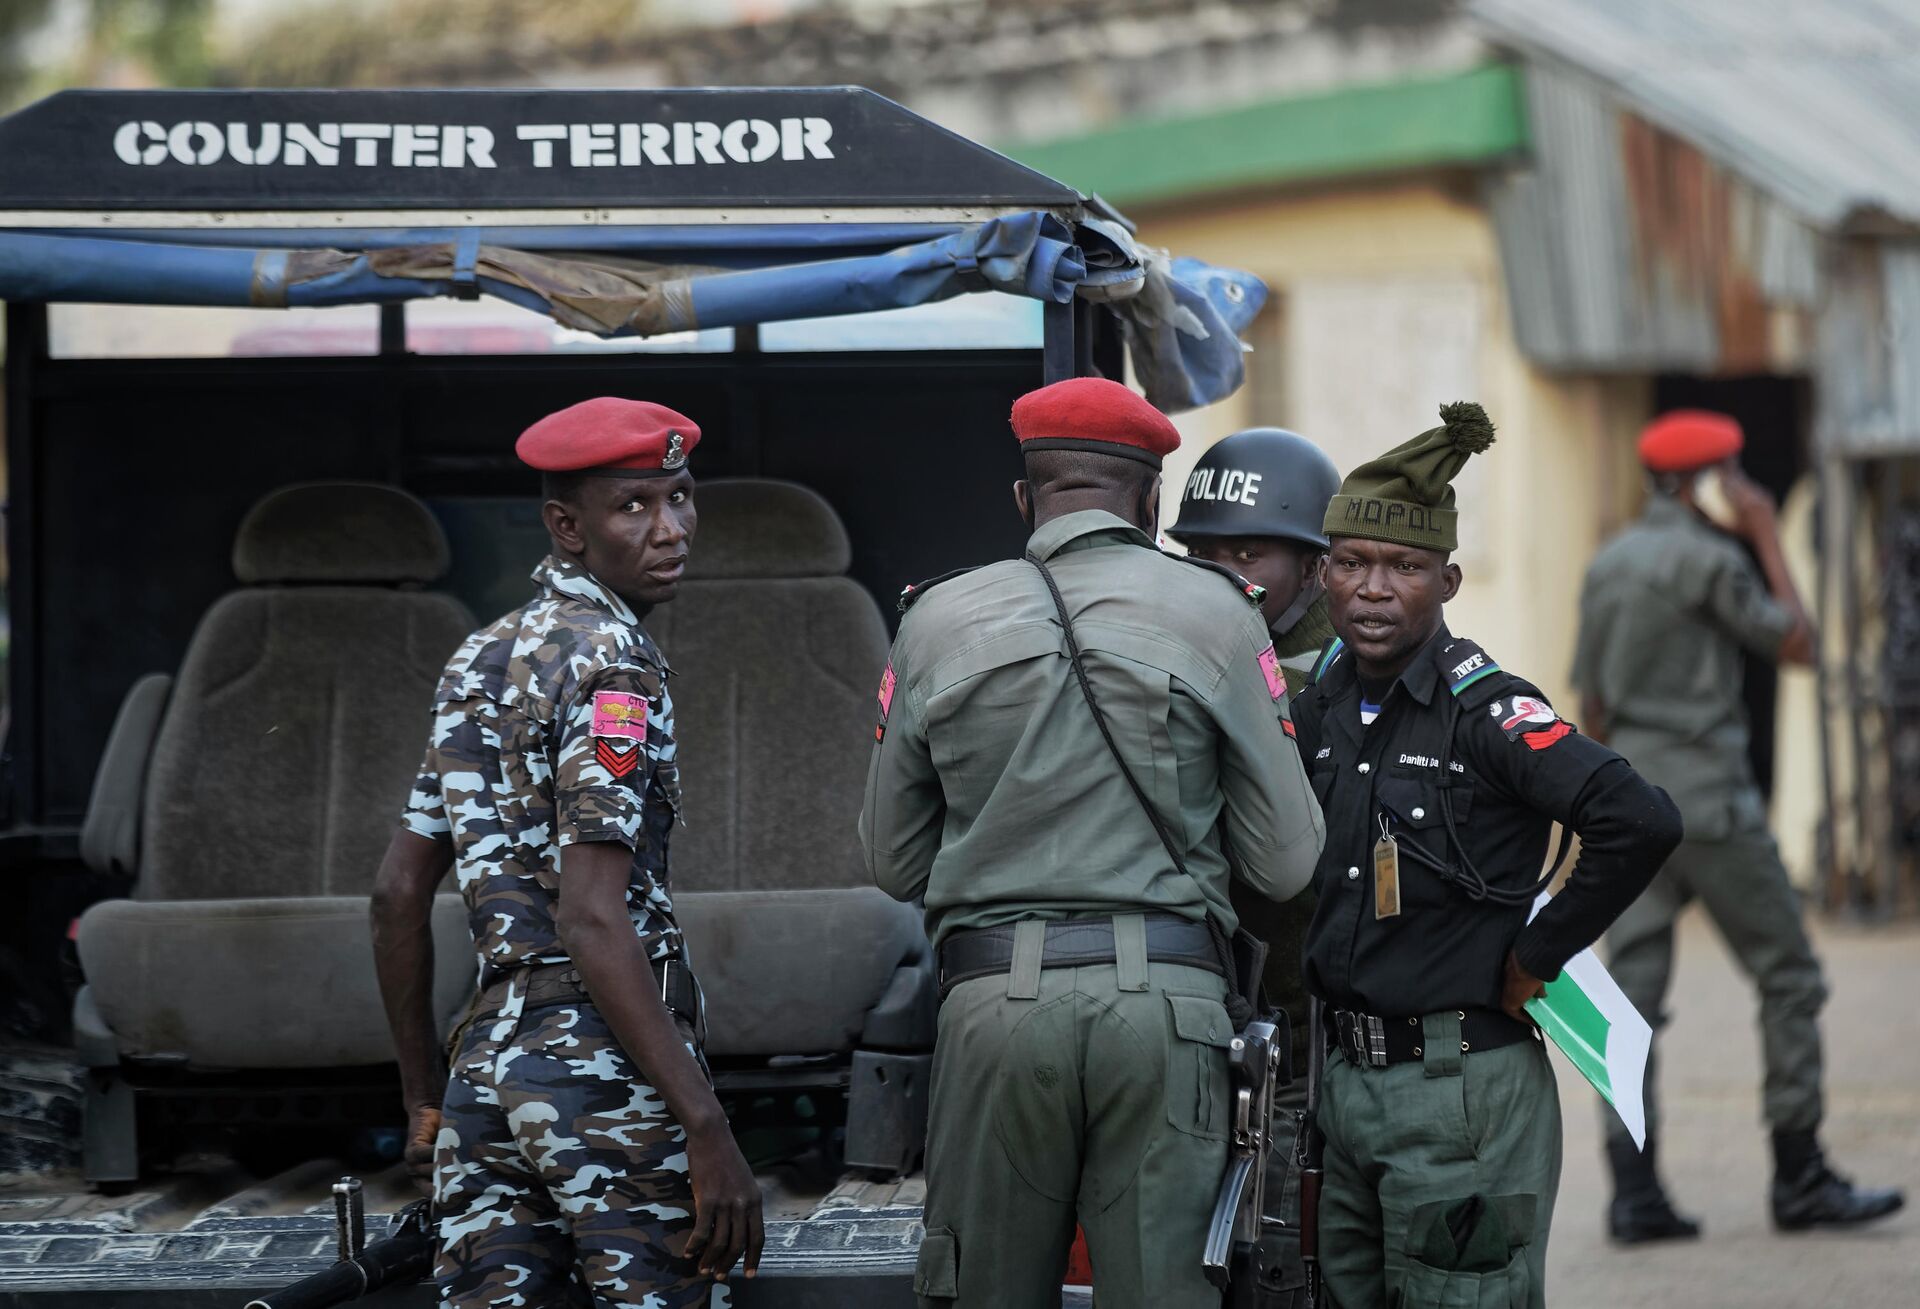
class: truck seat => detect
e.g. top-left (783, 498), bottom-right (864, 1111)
top-left (74, 483), bottom-right (476, 1079)
top-left (644, 481), bottom-right (935, 1078)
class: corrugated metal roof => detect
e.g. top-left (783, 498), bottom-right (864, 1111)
top-left (1469, 0), bottom-right (1920, 233)
top-left (1483, 60), bottom-right (1824, 375)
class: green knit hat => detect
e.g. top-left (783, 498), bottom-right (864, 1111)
top-left (1322, 401), bottom-right (1495, 552)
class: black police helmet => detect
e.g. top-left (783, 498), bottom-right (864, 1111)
top-left (1167, 427), bottom-right (1342, 550)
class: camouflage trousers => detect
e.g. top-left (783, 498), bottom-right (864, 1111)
top-left (434, 982), bottom-right (727, 1309)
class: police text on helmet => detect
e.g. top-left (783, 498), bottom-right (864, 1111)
top-left (1183, 467), bottom-right (1263, 507)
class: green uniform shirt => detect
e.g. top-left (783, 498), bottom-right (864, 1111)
top-left (1571, 493), bottom-right (1795, 840)
top-left (860, 509), bottom-right (1324, 947)
top-left (1234, 587), bottom-right (1333, 1072)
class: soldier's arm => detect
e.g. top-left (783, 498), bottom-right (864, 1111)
top-left (1713, 546), bottom-right (1813, 666)
top-left (372, 744), bottom-right (456, 1192)
top-left (1213, 614), bottom-right (1325, 901)
top-left (550, 665), bottom-right (762, 1280)
top-left (860, 657), bottom-right (944, 902)
top-left (370, 828), bottom-right (452, 1194)
top-left (1464, 686), bottom-right (1684, 988)
top-left (559, 845), bottom-right (762, 1281)
top-left (1720, 470), bottom-right (1815, 666)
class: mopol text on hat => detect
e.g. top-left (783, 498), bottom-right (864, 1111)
top-left (1323, 401), bottom-right (1495, 553)
top-left (516, 397), bottom-right (703, 476)
top-left (1637, 410), bottom-right (1743, 473)
top-left (1010, 377), bottom-right (1181, 469)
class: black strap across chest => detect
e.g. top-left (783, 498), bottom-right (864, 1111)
top-left (1310, 635), bottom-right (1574, 908)
top-left (1025, 553), bottom-right (1260, 1026)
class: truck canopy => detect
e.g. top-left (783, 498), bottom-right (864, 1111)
top-left (0, 88), bottom-right (1264, 411)
top-left (0, 86), bottom-right (1263, 1309)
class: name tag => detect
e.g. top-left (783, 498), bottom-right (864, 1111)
top-left (1373, 832), bottom-right (1402, 920)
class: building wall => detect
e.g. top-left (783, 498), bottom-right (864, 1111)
top-left (1137, 176), bottom-right (1646, 713)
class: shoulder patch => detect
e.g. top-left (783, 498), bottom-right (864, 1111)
top-left (1439, 638), bottom-right (1503, 703)
top-left (898, 564), bottom-right (984, 614)
top-left (591, 689), bottom-right (648, 741)
top-left (874, 663), bottom-right (897, 742)
top-left (590, 690), bottom-right (647, 780)
top-left (1489, 694), bottom-right (1554, 738)
top-left (1486, 694), bottom-right (1575, 750)
top-left (1307, 636), bottom-right (1346, 688)
top-left (1257, 644), bottom-right (1288, 702)
top-left (1168, 552), bottom-right (1268, 609)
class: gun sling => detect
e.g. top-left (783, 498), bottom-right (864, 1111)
top-left (1024, 553), bottom-right (1268, 1022)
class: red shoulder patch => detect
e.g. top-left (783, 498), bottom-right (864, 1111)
top-left (1523, 721), bottom-right (1574, 751)
top-left (595, 738), bottom-right (641, 777)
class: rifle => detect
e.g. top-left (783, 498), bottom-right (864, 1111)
top-left (244, 1179), bottom-right (433, 1309)
top-left (1298, 1000), bottom-right (1326, 1307)
top-left (1202, 1012), bottom-right (1294, 1306)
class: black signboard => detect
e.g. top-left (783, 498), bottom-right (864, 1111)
top-left (0, 87), bottom-right (1082, 212)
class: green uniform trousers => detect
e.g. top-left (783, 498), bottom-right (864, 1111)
top-left (915, 947), bottom-right (1233, 1309)
top-left (1601, 827), bottom-right (1828, 1149)
top-left (1318, 1015), bottom-right (1560, 1309)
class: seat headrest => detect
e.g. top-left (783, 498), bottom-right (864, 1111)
top-left (685, 480), bottom-right (852, 580)
top-left (234, 482), bottom-right (451, 585)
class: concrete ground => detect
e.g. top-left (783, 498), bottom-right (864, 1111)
top-left (1549, 910), bottom-right (1918, 1307)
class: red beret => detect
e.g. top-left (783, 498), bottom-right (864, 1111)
top-left (1010, 377), bottom-right (1180, 468)
top-left (1638, 410), bottom-right (1743, 473)
top-left (516, 398), bottom-right (701, 476)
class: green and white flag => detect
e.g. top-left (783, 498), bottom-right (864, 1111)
top-left (1526, 893), bottom-right (1652, 1150)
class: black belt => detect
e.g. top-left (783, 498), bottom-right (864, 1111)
top-left (1330, 1006), bottom-right (1535, 1068)
top-left (505, 958), bottom-right (703, 1029)
top-left (937, 913), bottom-right (1224, 998)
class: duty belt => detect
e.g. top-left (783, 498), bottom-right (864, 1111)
top-left (937, 913), bottom-right (1224, 999)
top-left (1330, 1006), bottom-right (1534, 1068)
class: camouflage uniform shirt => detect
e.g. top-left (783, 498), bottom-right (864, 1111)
top-left (402, 553), bottom-right (682, 974)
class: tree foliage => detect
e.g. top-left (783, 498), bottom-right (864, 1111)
top-left (1, 0), bottom-right (213, 111)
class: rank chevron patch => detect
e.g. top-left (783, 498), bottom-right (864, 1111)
top-left (595, 739), bottom-right (640, 779)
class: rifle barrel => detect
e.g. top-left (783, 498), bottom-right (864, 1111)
top-left (243, 1228), bottom-right (433, 1309)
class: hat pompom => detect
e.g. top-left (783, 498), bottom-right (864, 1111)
top-left (1438, 401), bottom-right (1495, 454)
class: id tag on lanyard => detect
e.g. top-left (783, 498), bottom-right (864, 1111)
top-left (1373, 815), bottom-right (1402, 920)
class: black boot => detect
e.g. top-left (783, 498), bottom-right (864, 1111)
top-left (1606, 1138), bottom-right (1702, 1244)
top-left (1771, 1130), bottom-right (1905, 1231)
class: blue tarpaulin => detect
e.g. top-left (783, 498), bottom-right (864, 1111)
top-left (0, 212), bottom-right (1265, 410)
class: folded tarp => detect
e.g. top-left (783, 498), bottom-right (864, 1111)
top-left (0, 211), bottom-right (1265, 410)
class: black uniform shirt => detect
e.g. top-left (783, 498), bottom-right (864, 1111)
top-left (1294, 626), bottom-right (1682, 1018)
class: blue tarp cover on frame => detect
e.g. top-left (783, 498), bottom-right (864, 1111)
top-left (0, 211), bottom-right (1266, 411)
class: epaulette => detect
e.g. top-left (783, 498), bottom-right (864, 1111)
top-left (1168, 552), bottom-right (1268, 609)
top-left (1305, 636), bottom-right (1346, 688)
top-left (1437, 637), bottom-right (1509, 708)
top-left (898, 565), bottom-right (984, 614)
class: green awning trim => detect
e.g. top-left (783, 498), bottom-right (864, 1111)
top-left (1002, 63), bottom-right (1529, 207)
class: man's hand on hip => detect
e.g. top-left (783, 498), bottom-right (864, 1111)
top-left (1501, 951), bottom-right (1548, 1024)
